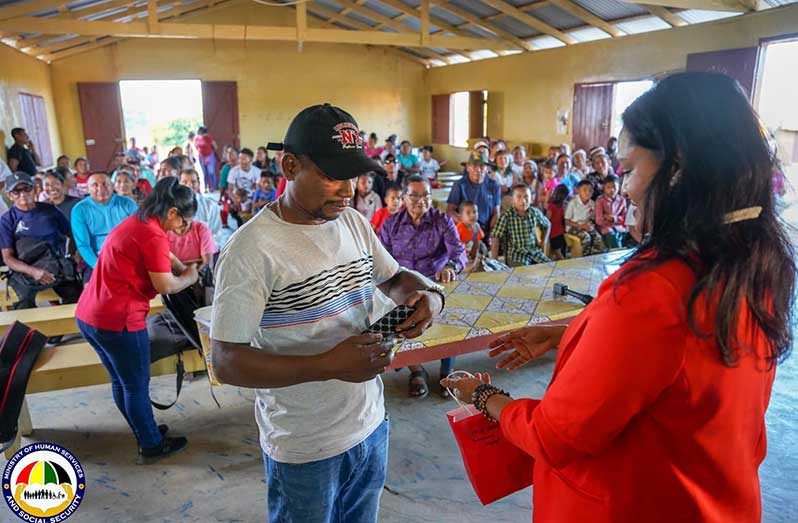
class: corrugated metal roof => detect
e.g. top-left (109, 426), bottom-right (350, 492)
top-left (567, 26), bottom-right (612, 43)
top-left (364, 0), bottom-right (402, 19)
top-left (763, 0), bottom-right (798, 5)
top-left (527, 35), bottom-right (566, 50)
top-left (462, 24), bottom-right (503, 40)
top-left (400, 16), bottom-right (441, 33)
top-left (429, 6), bottom-right (465, 25)
top-left (527, 4), bottom-right (585, 30)
top-left (615, 15), bottom-right (670, 34)
top-left (315, 0), bottom-right (344, 13)
top-left (572, 0), bottom-right (647, 21)
top-left (348, 11), bottom-right (380, 27)
top-left (678, 9), bottom-right (743, 24)
top-left (489, 15), bottom-right (540, 38)
top-left (449, 0), bottom-right (498, 18)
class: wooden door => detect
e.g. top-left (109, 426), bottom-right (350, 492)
top-left (19, 93), bottom-right (53, 167)
top-left (686, 47), bottom-right (759, 100)
top-left (77, 82), bottom-right (125, 171)
top-left (431, 94), bottom-right (450, 144)
top-left (201, 81), bottom-right (240, 150)
top-left (572, 83), bottom-right (614, 152)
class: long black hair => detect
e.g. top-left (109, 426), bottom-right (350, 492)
top-left (620, 71), bottom-right (795, 366)
top-left (137, 176), bottom-right (197, 222)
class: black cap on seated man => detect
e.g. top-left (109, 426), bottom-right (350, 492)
top-left (267, 103), bottom-right (386, 180)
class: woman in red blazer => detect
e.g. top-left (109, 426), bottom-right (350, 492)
top-left (443, 72), bottom-right (795, 523)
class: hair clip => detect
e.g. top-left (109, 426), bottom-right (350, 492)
top-left (723, 206), bottom-right (762, 224)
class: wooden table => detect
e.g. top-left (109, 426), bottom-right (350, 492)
top-left (0, 296), bottom-right (164, 337)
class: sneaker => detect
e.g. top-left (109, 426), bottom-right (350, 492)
top-left (136, 437), bottom-right (188, 465)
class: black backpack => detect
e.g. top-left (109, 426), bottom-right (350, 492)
top-left (12, 236), bottom-right (76, 288)
top-left (0, 322), bottom-right (47, 452)
top-left (147, 265), bottom-right (219, 410)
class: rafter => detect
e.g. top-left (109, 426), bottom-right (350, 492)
top-left (0, 0), bottom-right (70, 22)
top-left (38, 0), bottom-right (235, 59)
top-left (626, 0), bottom-right (762, 11)
top-left (43, 37), bottom-right (120, 62)
top-left (479, 0), bottom-right (577, 45)
top-left (0, 15), bottom-right (517, 51)
top-left (484, 1), bottom-right (550, 22)
top-left (308, 4), bottom-right (454, 63)
top-left (548, 0), bottom-right (624, 37)
top-left (322, 0), bottom-right (369, 26)
top-left (332, 0), bottom-right (414, 33)
top-left (433, 1), bottom-right (533, 51)
top-left (642, 5), bottom-right (688, 27)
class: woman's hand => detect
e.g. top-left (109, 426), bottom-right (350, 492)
top-left (488, 325), bottom-right (567, 371)
top-left (435, 266), bottom-right (457, 283)
top-left (440, 372), bottom-right (491, 403)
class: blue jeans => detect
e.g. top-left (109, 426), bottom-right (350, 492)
top-left (263, 419), bottom-right (389, 523)
top-left (77, 319), bottom-right (162, 449)
top-left (199, 153), bottom-right (217, 191)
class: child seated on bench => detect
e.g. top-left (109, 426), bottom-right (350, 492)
top-left (490, 185), bottom-right (551, 266)
top-left (565, 180), bottom-right (603, 256)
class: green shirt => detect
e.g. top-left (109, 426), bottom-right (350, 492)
top-left (219, 164), bottom-right (232, 189)
top-left (492, 206), bottom-right (551, 265)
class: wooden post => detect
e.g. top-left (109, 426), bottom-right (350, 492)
top-left (420, 0), bottom-right (430, 47)
top-left (296, 1), bottom-right (307, 51)
top-left (147, 0), bottom-right (159, 34)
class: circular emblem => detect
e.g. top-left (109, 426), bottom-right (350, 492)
top-left (2, 442), bottom-right (86, 522)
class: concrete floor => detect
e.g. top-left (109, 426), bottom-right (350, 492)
top-left (5, 170), bottom-right (798, 523)
top-left (8, 348), bottom-right (798, 523)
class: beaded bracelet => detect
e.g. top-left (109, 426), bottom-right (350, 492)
top-left (472, 383), bottom-right (511, 423)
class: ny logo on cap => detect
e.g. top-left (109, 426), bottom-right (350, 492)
top-left (331, 122), bottom-right (363, 150)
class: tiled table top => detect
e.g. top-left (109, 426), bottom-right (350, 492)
top-left (390, 250), bottom-right (632, 367)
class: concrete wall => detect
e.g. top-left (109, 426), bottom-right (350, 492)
top-left (424, 4), bottom-right (798, 166)
top-left (0, 44), bottom-right (62, 164)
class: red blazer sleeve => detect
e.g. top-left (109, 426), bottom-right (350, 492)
top-left (499, 271), bottom-right (687, 469)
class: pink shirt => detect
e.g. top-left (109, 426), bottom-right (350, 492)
top-left (595, 194), bottom-right (628, 235)
top-left (168, 220), bottom-right (218, 263)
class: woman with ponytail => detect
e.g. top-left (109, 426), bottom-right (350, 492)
top-left (76, 177), bottom-right (199, 464)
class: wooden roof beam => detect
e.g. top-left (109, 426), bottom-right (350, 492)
top-left (479, 0), bottom-right (577, 45)
top-left (549, 0), bottom-right (624, 37)
top-left (433, 1), bottom-right (532, 51)
top-left (627, 0), bottom-right (762, 11)
top-left (643, 5), bottom-right (688, 27)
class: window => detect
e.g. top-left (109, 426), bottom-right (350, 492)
top-left (431, 91), bottom-right (487, 147)
top-left (450, 91), bottom-right (470, 148)
top-left (611, 80), bottom-right (655, 137)
top-left (18, 93), bottom-right (53, 167)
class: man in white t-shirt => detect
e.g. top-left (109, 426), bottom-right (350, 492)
top-left (211, 104), bottom-right (446, 523)
top-left (226, 147), bottom-right (259, 194)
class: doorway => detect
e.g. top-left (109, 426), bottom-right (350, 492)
top-left (119, 79), bottom-right (204, 161)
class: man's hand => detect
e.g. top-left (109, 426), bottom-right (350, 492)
top-left (319, 334), bottom-right (393, 383)
top-left (488, 324), bottom-right (567, 371)
top-left (32, 268), bottom-right (56, 285)
top-left (435, 266), bottom-right (457, 283)
top-left (395, 290), bottom-right (443, 339)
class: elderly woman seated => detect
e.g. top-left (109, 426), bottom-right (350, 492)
top-left (379, 175), bottom-right (467, 398)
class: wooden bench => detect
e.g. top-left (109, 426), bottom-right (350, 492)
top-left (0, 296), bottom-right (164, 337)
top-left (4, 341), bottom-right (207, 458)
top-left (0, 280), bottom-right (62, 311)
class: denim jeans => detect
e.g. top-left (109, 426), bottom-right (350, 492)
top-left (76, 319), bottom-right (163, 449)
top-left (199, 153), bottom-right (217, 191)
top-left (263, 418), bottom-right (389, 523)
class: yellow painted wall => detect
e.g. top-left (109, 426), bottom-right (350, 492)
top-left (0, 44), bottom-right (61, 164)
top-left (425, 5), bottom-right (798, 165)
top-left (50, 2), bottom-right (427, 159)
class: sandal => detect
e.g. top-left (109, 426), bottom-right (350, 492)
top-left (439, 375), bottom-right (451, 399)
top-left (408, 368), bottom-right (430, 399)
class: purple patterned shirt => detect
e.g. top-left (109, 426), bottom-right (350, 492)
top-left (379, 208), bottom-right (467, 278)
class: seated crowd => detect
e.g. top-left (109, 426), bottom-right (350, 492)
top-left (0, 125), bottom-right (638, 396)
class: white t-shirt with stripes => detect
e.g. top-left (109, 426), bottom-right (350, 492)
top-left (211, 207), bottom-right (400, 464)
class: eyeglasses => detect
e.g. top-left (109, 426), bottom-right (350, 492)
top-left (10, 185), bottom-right (33, 195)
top-left (406, 193), bottom-right (431, 202)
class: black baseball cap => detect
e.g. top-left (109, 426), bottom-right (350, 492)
top-left (267, 103), bottom-right (386, 180)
